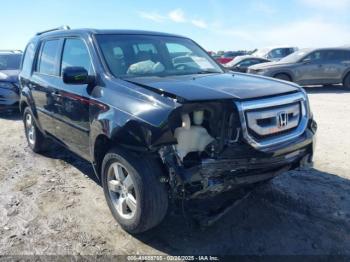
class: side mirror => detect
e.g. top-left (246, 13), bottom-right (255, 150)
top-left (63, 67), bottom-right (94, 85)
top-left (302, 58), bottom-right (311, 64)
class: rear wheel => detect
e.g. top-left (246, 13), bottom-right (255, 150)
top-left (274, 73), bottom-right (292, 82)
top-left (23, 107), bottom-right (49, 153)
top-left (343, 73), bottom-right (350, 88)
top-left (101, 147), bottom-right (168, 234)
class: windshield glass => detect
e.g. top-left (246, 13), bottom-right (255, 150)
top-left (279, 49), bottom-right (310, 63)
top-left (0, 54), bottom-right (22, 70)
top-left (252, 48), bottom-right (270, 57)
top-left (95, 34), bottom-right (223, 78)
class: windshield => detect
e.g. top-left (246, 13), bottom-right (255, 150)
top-left (252, 48), bottom-right (270, 57)
top-left (279, 49), bottom-right (310, 63)
top-left (95, 34), bottom-right (223, 78)
top-left (0, 54), bottom-right (22, 70)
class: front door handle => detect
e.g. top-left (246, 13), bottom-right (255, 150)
top-left (51, 91), bottom-right (62, 98)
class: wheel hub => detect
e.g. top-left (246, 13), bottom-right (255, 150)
top-left (107, 162), bottom-right (137, 219)
top-left (25, 113), bottom-right (36, 145)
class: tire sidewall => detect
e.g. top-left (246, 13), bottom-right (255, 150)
top-left (344, 74), bottom-right (350, 88)
top-left (101, 150), bottom-right (144, 231)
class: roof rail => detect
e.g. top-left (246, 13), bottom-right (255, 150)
top-left (36, 25), bottom-right (70, 36)
top-left (0, 50), bottom-right (23, 53)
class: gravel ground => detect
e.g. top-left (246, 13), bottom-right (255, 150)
top-left (0, 85), bottom-right (349, 256)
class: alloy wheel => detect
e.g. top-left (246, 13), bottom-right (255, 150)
top-left (25, 113), bottom-right (36, 145)
top-left (107, 162), bottom-right (137, 219)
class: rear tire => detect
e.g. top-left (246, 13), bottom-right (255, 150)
top-left (274, 73), bottom-right (292, 82)
top-left (343, 73), bottom-right (350, 88)
top-left (23, 107), bottom-right (49, 153)
top-left (101, 147), bottom-right (168, 234)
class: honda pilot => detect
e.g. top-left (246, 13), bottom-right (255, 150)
top-left (19, 27), bottom-right (317, 233)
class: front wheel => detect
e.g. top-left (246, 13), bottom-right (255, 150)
top-left (101, 148), bottom-right (168, 234)
top-left (343, 74), bottom-right (350, 88)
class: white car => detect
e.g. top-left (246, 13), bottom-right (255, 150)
top-left (252, 46), bottom-right (298, 61)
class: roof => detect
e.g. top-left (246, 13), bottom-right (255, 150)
top-left (235, 55), bottom-right (270, 61)
top-left (35, 27), bottom-right (187, 39)
top-left (299, 47), bottom-right (350, 52)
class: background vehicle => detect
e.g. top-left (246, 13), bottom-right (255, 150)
top-left (0, 50), bottom-right (22, 111)
top-left (248, 47), bottom-right (350, 87)
top-left (252, 46), bottom-right (297, 61)
top-left (224, 55), bottom-right (270, 72)
top-left (19, 27), bottom-right (316, 234)
top-left (216, 51), bottom-right (247, 64)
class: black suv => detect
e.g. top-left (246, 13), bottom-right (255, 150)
top-left (0, 50), bottom-right (22, 111)
top-left (19, 27), bottom-right (317, 233)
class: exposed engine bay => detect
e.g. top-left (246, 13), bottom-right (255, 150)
top-left (159, 97), bottom-right (315, 200)
top-left (174, 111), bottom-right (214, 161)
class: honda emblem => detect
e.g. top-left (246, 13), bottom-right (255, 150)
top-left (278, 111), bottom-right (288, 128)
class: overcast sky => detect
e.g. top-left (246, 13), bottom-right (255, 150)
top-left (1, 0), bottom-right (350, 51)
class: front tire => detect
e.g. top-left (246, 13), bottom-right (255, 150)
top-left (343, 73), bottom-right (350, 88)
top-left (23, 107), bottom-right (49, 153)
top-left (101, 147), bottom-right (168, 234)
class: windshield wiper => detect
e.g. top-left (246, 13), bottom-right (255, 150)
top-left (194, 70), bottom-right (221, 74)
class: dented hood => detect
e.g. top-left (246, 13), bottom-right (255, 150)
top-left (125, 73), bottom-right (300, 101)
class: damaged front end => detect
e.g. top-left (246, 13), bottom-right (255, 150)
top-left (158, 92), bottom-right (317, 200)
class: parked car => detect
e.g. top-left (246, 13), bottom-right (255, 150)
top-left (224, 55), bottom-right (270, 72)
top-left (216, 51), bottom-right (247, 64)
top-left (19, 27), bottom-right (317, 234)
top-left (252, 47), bottom-right (297, 61)
top-left (0, 50), bottom-right (22, 111)
top-left (248, 47), bottom-right (350, 87)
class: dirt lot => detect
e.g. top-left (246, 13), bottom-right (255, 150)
top-left (0, 86), bottom-right (349, 256)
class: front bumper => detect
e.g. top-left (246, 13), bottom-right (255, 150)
top-left (181, 126), bottom-right (316, 199)
top-left (0, 85), bottom-right (19, 110)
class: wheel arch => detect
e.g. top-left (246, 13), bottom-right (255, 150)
top-left (342, 69), bottom-right (350, 83)
top-left (91, 118), bottom-right (174, 179)
top-left (20, 100), bottom-right (29, 113)
top-left (273, 71), bottom-right (294, 82)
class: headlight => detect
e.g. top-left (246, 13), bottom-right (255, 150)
top-left (248, 68), bottom-right (267, 74)
top-left (0, 82), bottom-right (14, 89)
top-left (255, 69), bottom-right (267, 74)
top-left (300, 88), bottom-right (312, 118)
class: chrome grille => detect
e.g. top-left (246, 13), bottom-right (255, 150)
top-left (246, 102), bottom-right (300, 137)
top-left (235, 92), bottom-right (309, 149)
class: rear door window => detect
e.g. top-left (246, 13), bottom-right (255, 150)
top-left (37, 39), bottom-right (60, 76)
top-left (323, 50), bottom-right (344, 61)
